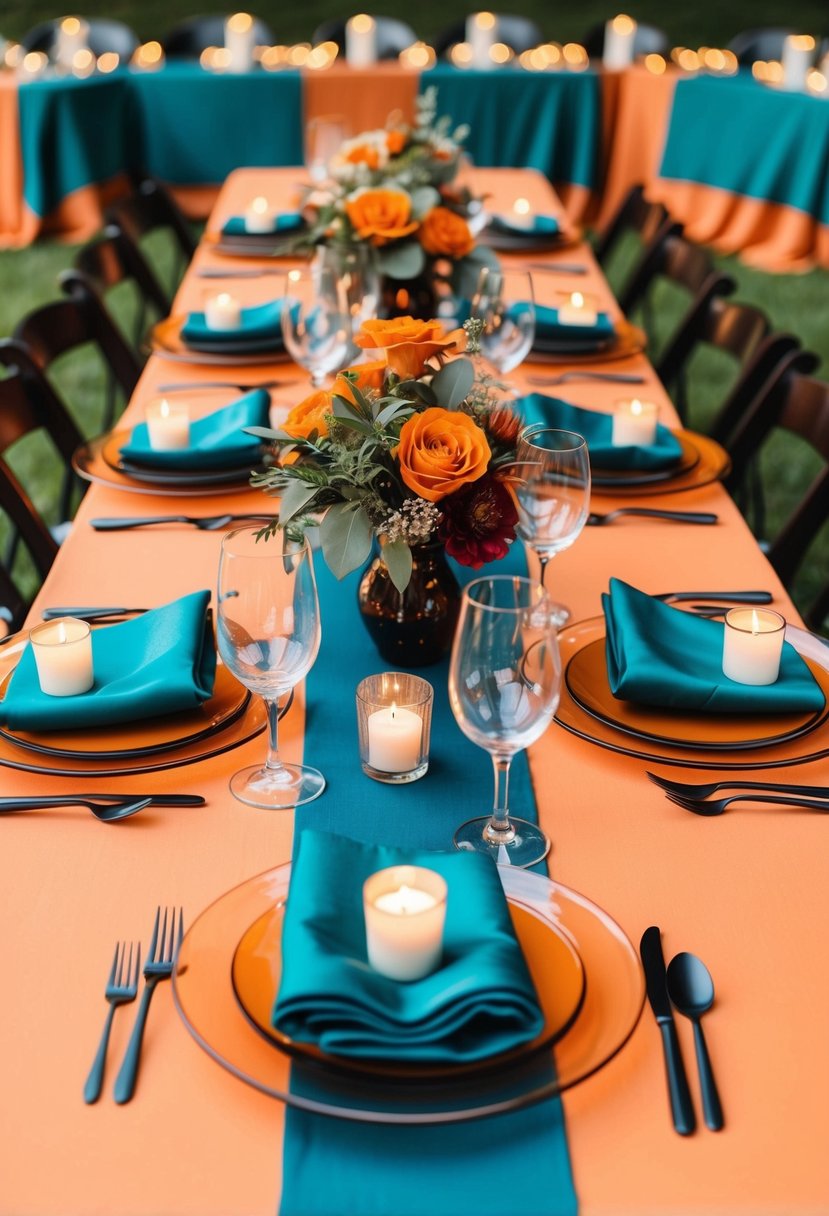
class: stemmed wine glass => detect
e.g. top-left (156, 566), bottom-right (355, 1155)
top-left (514, 426), bottom-right (591, 628)
top-left (471, 266), bottom-right (536, 378)
top-left (281, 265), bottom-right (352, 388)
top-left (314, 245), bottom-right (380, 337)
top-left (217, 527), bottom-right (325, 810)
top-left (448, 575), bottom-right (561, 868)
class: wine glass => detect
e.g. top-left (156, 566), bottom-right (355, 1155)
top-left (449, 575), bottom-right (561, 868)
top-left (305, 114), bottom-right (349, 183)
top-left (314, 244), bottom-right (380, 336)
top-left (217, 527), bottom-right (325, 809)
top-left (471, 266), bottom-right (536, 376)
top-left (514, 426), bottom-right (591, 628)
top-left (281, 265), bottom-right (352, 389)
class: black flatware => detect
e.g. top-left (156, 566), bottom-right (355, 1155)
top-left (647, 771), bottom-right (829, 801)
top-left (656, 590), bottom-right (773, 605)
top-left (41, 606), bottom-right (148, 621)
top-left (639, 926), bottom-right (696, 1136)
top-left (155, 378), bottom-right (283, 393)
top-left (666, 952), bottom-right (724, 1131)
top-left (90, 514), bottom-right (275, 532)
top-left (84, 940), bottom-right (141, 1103)
top-left (0, 796), bottom-right (152, 822)
top-left (587, 509), bottom-right (718, 527)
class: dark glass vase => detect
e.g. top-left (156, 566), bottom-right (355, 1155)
top-left (380, 273), bottom-right (439, 322)
top-left (357, 543), bottom-right (461, 667)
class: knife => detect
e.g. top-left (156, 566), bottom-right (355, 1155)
top-left (639, 926), bottom-right (696, 1136)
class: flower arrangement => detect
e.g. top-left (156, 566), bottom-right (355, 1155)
top-left (250, 317), bottom-right (521, 591)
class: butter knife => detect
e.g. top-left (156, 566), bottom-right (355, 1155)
top-left (640, 926), bottom-right (696, 1136)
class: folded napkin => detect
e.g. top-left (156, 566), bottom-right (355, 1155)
top-left (603, 578), bottom-right (825, 713)
top-left (273, 830), bottom-right (544, 1063)
top-left (221, 211), bottom-right (304, 237)
top-left (518, 393), bottom-right (683, 471)
top-left (1, 591), bottom-right (216, 732)
top-left (119, 390), bottom-right (270, 470)
top-left (491, 213), bottom-right (560, 237)
top-left (181, 299), bottom-right (284, 350)
top-left (534, 303), bottom-right (615, 346)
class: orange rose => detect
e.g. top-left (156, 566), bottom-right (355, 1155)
top-left (334, 359), bottom-right (388, 403)
top-left (345, 189), bottom-right (419, 247)
top-left (395, 407), bottom-right (491, 502)
top-left (283, 389), bottom-right (331, 441)
top-left (344, 142), bottom-right (381, 170)
top-left (386, 128), bottom-right (407, 155)
top-left (354, 316), bottom-right (466, 379)
top-left (418, 207), bottom-right (474, 258)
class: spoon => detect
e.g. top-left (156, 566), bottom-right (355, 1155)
top-left (0, 796), bottom-right (153, 823)
top-left (666, 952), bottom-right (724, 1131)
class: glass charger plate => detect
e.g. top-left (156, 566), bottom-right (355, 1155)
top-left (74, 434), bottom-right (254, 498)
top-left (591, 431), bottom-right (730, 498)
top-left (556, 615), bottom-right (829, 770)
top-left (101, 430), bottom-right (260, 487)
top-left (591, 432), bottom-right (700, 487)
top-left (231, 897), bottom-right (586, 1082)
top-left (481, 225), bottom-right (582, 253)
top-left (204, 228), bottom-right (306, 258)
top-left (173, 862), bottom-right (644, 1123)
top-left (150, 316), bottom-right (291, 366)
top-left (527, 320), bottom-right (645, 366)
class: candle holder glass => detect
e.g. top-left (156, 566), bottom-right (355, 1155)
top-left (30, 617), bottom-right (94, 697)
top-left (722, 608), bottom-right (786, 686)
top-left (356, 672), bottom-right (433, 783)
top-left (471, 266), bottom-right (535, 379)
top-left (363, 865), bottom-right (448, 980)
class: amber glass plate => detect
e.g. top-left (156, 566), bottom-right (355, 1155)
top-left (74, 433), bottom-right (253, 498)
top-left (150, 316), bottom-right (290, 366)
top-left (173, 862), bottom-right (645, 1122)
top-left (527, 320), bottom-right (646, 366)
top-left (101, 431), bottom-right (257, 487)
top-left (481, 223), bottom-right (582, 253)
top-left (591, 432), bottom-right (700, 487)
top-left (591, 431), bottom-right (730, 498)
top-left (231, 898), bottom-right (586, 1081)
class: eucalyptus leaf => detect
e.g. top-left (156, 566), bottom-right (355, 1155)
top-left (450, 245), bottom-right (500, 300)
top-left (331, 394), bottom-right (362, 420)
top-left (330, 415), bottom-right (375, 437)
top-left (320, 502), bottom-right (374, 579)
top-left (374, 400), bottom-right (415, 428)
top-left (409, 186), bottom-right (441, 217)
top-left (244, 425), bottom-right (287, 441)
top-left (381, 539), bottom-right (413, 593)
top-left (431, 357), bottom-right (474, 409)
top-left (397, 379), bottom-right (438, 405)
top-left (376, 241), bottom-right (426, 281)
top-left (278, 479), bottom-right (320, 525)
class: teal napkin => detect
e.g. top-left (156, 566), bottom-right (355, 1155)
top-left (1, 592), bottom-right (216, 732)
top-left (518, 393), bottom-right (683, 471)
top-left (273, 829), bottom-right (544, 1063)
top-left (118, 390), bottom-right (270, 470)
top-left (181, 298), bottom-right (284, 348)
top-left (603, 578), bottom-right (825, 713)
top-left (534, 303), bottom-right (615, 345)
top-left (221, 211), bottom-right (304, 236)
top-left (491, 213), bottom-right (560, 236)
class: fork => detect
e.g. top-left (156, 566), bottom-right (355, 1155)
top-left (665, 791), bottom-right (829, 817)
top-left (114, 906), bottom-right (184, 1104)
top-left (588, 509), bottom-right (718, 526)
top-left (647, 771), bottom-right (829, 801)
top-left (155, 379), bottom-right (283, 393)
top-left (83, 941), bottom-right (141, 1103)
top-left (197, 268), bottom-right (285, 279)
top-left (90, 514), bottom-right (276, 532)
top-left (525, 372), bottom-right (646, 386)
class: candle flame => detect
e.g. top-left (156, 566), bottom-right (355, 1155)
top-left (570, 291), bottom-right (584, 309)
top-left (159, 398), bottom-right (171, 419)
top-left (216, 292), bottom-right (234, 305)
top-left (351, 12), bottom-right (375, 32)
top-left (611, 14), bottom-right (636, 35)
top-left (227, 11), bottom-right (253, 33)
top-left (61, 16), bottom-right (82, 35)
top-left (513, 197), bottom-right (531, 215)
top-left (630, 398), bottom-right (643, 416)
top-left (475, 11), bottom-right (496, 30)
top-left (251, 196), bottom-right (268, 213)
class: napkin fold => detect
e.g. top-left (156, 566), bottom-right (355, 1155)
top-left (1, 591), bottom-right (216, 732)
top-left (603, 578), bottom-right (825, 713)
top-left (273, 829), bottom-right (544, 1063)
top-left (221, 211), bottom-right (304, 237)
top-left (490, 213), bottom-right (560, 237)
top-left (119, 390), bottom-right (270, 470)
top-left (518, 393), bottom-right (683, 471)
top-left (181, 299), bottom-right (285, 350)
top-left (534, 303), bottom-right (615, 346)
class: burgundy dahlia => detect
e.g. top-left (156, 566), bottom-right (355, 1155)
top-left (438, 474), bottom-right (519, 568)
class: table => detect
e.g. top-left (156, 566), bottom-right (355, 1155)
top-left (2, 167), bottom-right (827, 1215)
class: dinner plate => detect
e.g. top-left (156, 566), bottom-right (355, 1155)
top-left (231, 897), bottom-right (586, 1081)
top-left (100, 429), bottom-right (260, 487)
top-left (150, 316), bottom-right (291, 366)
top-left (591, 431), bottom-right (730, 498)
top-left (481, 224), bottom-right (581, 253)
top-left (205, 228), bottom-right (306, 258)
top-left (591, 432), bottom-right (700, 486)
top-left (527, 320), bottom-right (645, 366)
top-left (74, 433), bottom-right (257, 498)
top-left (173, 862), bottom-right (644, 1122)
top-left (556, 615), bottom-right (829, 770)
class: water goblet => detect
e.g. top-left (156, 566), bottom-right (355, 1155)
top-left (471, 266), bottom-right (536, 377)
top-left (217, 527), bottom-right (325, 809)
top-left (281, 265), bottom-right (352, 388)
top-left (514, 426), bottom-right (591, 628)
top-left (306, 114), bottom-right (349, 183)
top-left (314, 244), bottom-right (380, 336)
top-left (449, 575), bottom-right (561, 868)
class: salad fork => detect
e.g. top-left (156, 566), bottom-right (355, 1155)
top-left (83, 941), bottom-right (141, 1103)
top-left (525, 371), bottom-right (646, 387)
top-left (665, 791), bottom-right (829, 817)
top-left (588, 509), bottom-right (718, 526)
top-left (647, 771), bottom-right (829, 801)
top-left (90, 514), bottom-right (276, 532)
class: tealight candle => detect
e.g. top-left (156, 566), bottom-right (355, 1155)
top-left (368, 705), bottom-right (421, 772)
top-left (722, 608), bottom-right (785, 686)
top-left (30, 618), bottom-right (94, 697)
top-left (557, 291), bottom-right (598, 327)
top-left (224, 11), bottom-right (255, 72)
top-left (611, 398), bottom-right (658, 446)
top-left (244, 196), bottom-right (275, 233)
top-left (603, 13), bottom-right (637, 69)
top-left (145, 397), bottom-right (190, 450)
top-left (510, 197), bottom-right (534, 230)
top-left (363, 865), bottom-right (448, 980)
top-left (356, 672), bottom-right (433, 783)
top-left (345, 14), bottom-right (376, 67)
top-left (466, 11), bottom-right (495, 68)
top-left (204, 291), bottom-right (242, 331)
top-left (781, 34), bottom-right (815, 91)
top-left (54, 16), bottom-right (89, 70)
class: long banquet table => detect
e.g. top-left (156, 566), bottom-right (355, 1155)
top-left (2, 167), bottom-right (827, 1214)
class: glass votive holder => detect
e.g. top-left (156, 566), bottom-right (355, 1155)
top-left (145, 397), bottom-right (190, 450)
top-left (611, 397), bottom-right (659, 447)
top-left (29, 617), bottom-right (94, 696)
top-left (722, 608), bottom-right (786, 686)
top-left (356, 672), bottom-right (433, 783)
top-left (363, 864), bottom-right (448, 980)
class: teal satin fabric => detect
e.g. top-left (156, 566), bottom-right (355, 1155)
top-left (119, 389), bottom-right (270, 470)
top-left (534, 304), bottom-right (614, 344)
top-left (273, 830), bottom-right (544, 1063)
top-left (603, 578), bottom-right (825, 713)
top-left (518, 393), bottom-right (683, 471)
top-left (1, 592), bottom-right (216, 731)
top-left (181, 298), bottom-right (284, 350)
top-left (221, 212), bottom-right (304, 236)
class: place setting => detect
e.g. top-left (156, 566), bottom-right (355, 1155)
top-left (206, 194), bottom-right (309, 258)
top-left (479, 196), bottom-right (582, 253)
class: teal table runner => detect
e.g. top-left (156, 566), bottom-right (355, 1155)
top-left (281, 546), bottom-right (578, 1216)
top-left (659, 72), bottom-right (829, 226)
top-left (422, 65), bottom-right (601, 189)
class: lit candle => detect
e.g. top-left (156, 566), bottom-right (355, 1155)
top-left (722, 608), bottom-right (785, 686)
top-left (466, 11), bottom-right (495, 68)
top-left (224, 11), bottom-right (256, 72)
top-left (603, 14), bottom-right (637, 69)
top-left (611, 398), bottom-right (658, 446)
top-left (367, 704), bottom-right (422, 773)
top-left (510, 197), bottom-right (534, 230)
top-left (557, 291), bottom-right (598, 327)
top-left (363, 865), bottom-right (448, 980)
top-left (244, 196), bottom-right (275, 233)
top-left (345, 14), bottom-right (376, 67)
top-left (782, 34), bottom-right (815, 91)
top-left (145, 398), bottom-right (190, 450)
top-left (54, 16), bottom-right (89, 70)
top-left (29, 618), bottom-right (94, 697)
top-left (204, 291), bottom-right (242, 331)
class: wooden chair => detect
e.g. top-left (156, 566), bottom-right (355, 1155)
top-left (583, 21), bottom-right (669, 59)
top-left (106, 177), bottom-right (197, 297)
top-left (162, 14), bottom-right (274, 57)
top-left (312, 17), bottom-right (418, 58)
top-left (434, 15), bottom-right (542, 57)
top-left (69, 224), bottom-right (171, 354)
top-left (594, 184), bottom-right (681, 268)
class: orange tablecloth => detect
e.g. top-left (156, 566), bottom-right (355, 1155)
top-left (2, 168), bottom-right (827, 1214)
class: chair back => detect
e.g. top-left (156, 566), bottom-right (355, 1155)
top-left (727, 27), bottom-right (804, 64)
top-left (162, 14), bottom-right (275, 57)
top-left (312, 17), bottom-right (418, 58)
top-left (657, 295), bottom-right (770, 397)
top-left (595, 184), bottom-right (680, 267)
top-left (72, 225), bottom-right (171, 321)
top-left (583, 22), bottom-right (669, 59)
top-left (21, 17), bottom-right (140, 58)
top-left (434, 15), bottom-right (542, 57)
top-left (107, 177), bottom-right (197, 266)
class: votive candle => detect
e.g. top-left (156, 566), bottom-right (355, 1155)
top-left (244, 196), bottom-right (275, 232)
top-left (611, 398), bottom-right (658, 446)
top-left (722, 608), bottom-right (785, 686)
top-left (510, 197), bottom-right (534, 230)
top-left (204, 291), bottom-right (242, 331)
top-left (781, 34), bottom-right (815, 91)
top-left (603, 14), bottom-right (637, 69)
top-left (224, 12), bottom-right (256, 72)
top-left (363, 865), bottom-right (448, 980)
top-left (558, 290), bottom-right (598, 326)
top-left (145, 398), bottom-right (190, 450)
top-left (30, 618), bottom-right (94, 697)
top-left (345, 14), bottom-right (377, 66)
top-left (466, 11), bottom-right (495, 68)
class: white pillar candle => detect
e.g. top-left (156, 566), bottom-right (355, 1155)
top-left (54, 16), bottom-right (89, 69)
top-left (722, 608), bottom-right (785, 686)
top-left (244, 196), bottom-right (276, 233)
top-left (782, 34), bottom-right (816, 91)
top-left (367, 704), bottom-right (422, 773)
top-left (30, 618), bottom-right (94, 697)
top-left (145, 398), bottom-right (190, 450)
top-left (603, 14), bottom-right (637, 69)
top-left (224, 11), bottom-right (256, 73)
top-left (557, 291), bottom-right (598, 327)
top-left (363, 865), bottom-right (448, 980)
top-left (345, 14), bottom-right (377, 67)
top-left (611, 398), bottom-right (659, 446)
top-left (204, 291), bottom-right (242, 331)
top-left (466, 11), bottom-right (495, 68)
